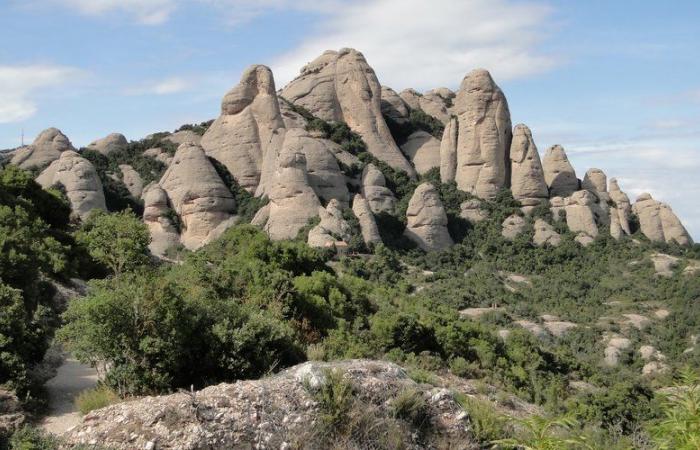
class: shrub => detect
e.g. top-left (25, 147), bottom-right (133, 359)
top-left (454, 393), bottom-right (508, 444)
top-left (75, 385), bottom-right (120, 415)
top-left (391, 388), bottom-right (431, 431)
top-left (7, 426), bottom-right (59, 450)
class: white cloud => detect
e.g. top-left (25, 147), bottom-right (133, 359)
top-left (271, 0), bottom-right (557, 90)
top-left (125, 77), bottom-right (192, 96)
top-left (198, 0), bottom-right (339, 25)
top-left (0, 65), bottom-right (81, 123)
top-left (48, 0), bottom-right (177, 25)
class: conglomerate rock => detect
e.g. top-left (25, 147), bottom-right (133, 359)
top-left (404, 183), bottom-right (453, 251)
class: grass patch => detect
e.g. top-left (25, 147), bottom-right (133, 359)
top-left (453, 392), bottom-right (509, 444)
top-left (75, 385), bottom-right (120, 415)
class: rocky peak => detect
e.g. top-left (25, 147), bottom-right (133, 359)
top-left (10, 127), bottom-right (74, 169)
top-left (543, 144), bottom-right (578, 198)
top-left (404, 183), bottom-right (453, 251)
top-left (361, 163), bottom-right (397, 214)
top-left (582, 168), bottom-right (607, 193)
top-left (509, 124), bottom-right (548, 213)
top-left (632, 193), bottom-right (692, 245)
top-left (87, 133), bottom-right (128, 155)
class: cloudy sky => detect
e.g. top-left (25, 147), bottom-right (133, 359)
top-left (1, 0), bottom-right (698, 238)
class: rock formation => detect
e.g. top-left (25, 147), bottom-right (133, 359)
top-left (159, 143), bottom-right (237, 250)
top-left (62, 360), bottom-right (473, 450)
top-left (459, 199), bottom-right (488, 224)
top-left (543, 145), bottom-right (578, 198)
top-left (449, 69), bottom-right (512, 199)
top-left (610, 207), bottom-right (624, 240)
top-left (582, 168), bottom-right (607, 194)
top-left (281, 48), bottom-right (415, 176)
top-left (380, 86), bottom-right (409, 123)
top-left (509, 124), bottom-right (548, 212)
top-left (143, 147), bottom-right (173, 166)
top-left (565, 191), bottom-right (599, 238)
top-left (550, 196), bottom-right (566, 221)
top-left (118, 164), bottom-right (143, 198)
top-left (141, 183), bottom-right (180, 257)
top-left (608, 178), bottom-right (632, 236)
top-left (164, 130), bottom-right (202, 146)
top-left (259, 148), bottom-right (321, 240)
top-left (307, 199), bottom-right (352, 248)
top-left (201, 65), bottom-right (285, 193)
top-left (400, 131), bottom-right (441, 175)
top-left (404, 183), bottom-right (453, 251)
top-left (352, 194), bottom-right (382, 246)
top-left (87, 133), bottom-right (128, 155)
top-left (11, 128), bottom-right (74, 169)
top-left (278, 97), bottom-right (307, 129)
top-left (35, 151), bottom-right (106, 220)
top-left (439, 116), bottom-right (458, 182)
top-left (501, 214), bottom-right (526, 240)
top-left (533, 219), bottom-right (561, 247)
top-left (632, 193), bottom-right (692, 245)
top-left (361, 163), bottom-right (396, 214)
top-left (399, 88), bottom-right (451, 124)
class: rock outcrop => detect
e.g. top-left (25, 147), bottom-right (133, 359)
top-left (543, 145), bottom-right (578, 198)
top-left (400, 131), bottom-right (441, 175)
top-left (259, 148), bottom-right (321, 240)
top-left (141, 183), bottom-right (180, 257)
top-left (164, 130), bottom-right (202, 146)
top-left (632, 193), bottom-right (692, 245)
top-left (118, 164), bottom-right (143, 198)
top-left (159, 143), bottom-right (237, 250)
top-left (550, 196), bottom-right (566, 221)
top-left (501, 214), bottom-right (526, 240)
top-left (582, 168), bottom-right (607, 193)
top-left (307, 199), bottom-right (352, 248)
top-left (565, 190), bottom-right (599, 238)
top-left (35, 151), bottom-right (106, 220)
top-left (532, 219), bottom-right (561, 247)
top-left (201, 65), bottom-right (285, 193)
top-left (11, 128), bottom-right (74, 169)
top-left (399, 88), bottom-right (452, 124)
top-left (63, 360), bottom-right (474, 450)
top-left (278, 97), bottom-right (307, 129)
top-left (404, 183), bottom-right (453, 251)
top-left (380, 86), bottom-right (409, 123)
top-left (87, 133), bottom-right (128, 155)
top-left (509, 124), bottom-right (548, 212)
top-left (143, 147), bottom-right (173, 166)
top-left (352, 194), bottom-right (382, 246)
top-left (281, 49), bottom-right (415, 176)
top-left (448, 69), bottom-right (512, 199)
top-left (439, 116), bottom-right (458, 182)
top-left (459, 199), bottom-right (488, 224)
top-left (609, 178), bottom-right (632, 236)
top-left (361, 163), bottom-right (396, 214)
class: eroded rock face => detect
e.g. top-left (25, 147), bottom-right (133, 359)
top-left (36, 151), bottom-right (106, 220)
top-left (509, 124), bottom-right (548, 212)
top-left (399, 88), bottom-right (451, 124)
top-left (118, 164), bottom-right (143, 198)
top-left (533, 219), bottom-right (561, 247)
top-left (141, 183), bottom-right (180, 257)
top-left (63, 360), bottom-right (473, 450)
top-left (308, 199), bottom-right (352, 248)
top-left (159, 143), bottom-right (237, 250)
top-left (582, 168), bottom-right (607, 193)
top-left (143, 147), bottom-right (173, 166)
top-left (278, 97), bottom-right (307, 129)
top-left (501, 214), bottom-right (526, 241)
top-left (543, 145), bottom-right (578, 198)
top-left (549, 196), bottom-right (566, 221)
top-left (11, 128), bottom-right (74, 169)
top-left (400, 131), bottom-right (441, 175)
top-left (281, 48), bottom-right (415, 176)
top-left (262, 148), bottom-right (321, 240)
top-left (87, 133), bottom-right (128, 155)
top-left (609, 178), bottom-right (632, 236)
top-left (404, 183), bottom-right (453, 251)
top-left (361, 163), bottom-right (396, 214)
top-left (633, 193), bottom-right (692, 245)
top-left (352, 194), bottom-right (382, 246)
top-left (202, 65), bottom-right (285, 193)
top-left (459, 199), bottom-right (488, 224)
top-left (451, 69), bottom-right (512, 199)
top-left (439, 116), bottom-right (458, 182)
top-left (565, 190), bottom-right (599, 238)
top-left (164, 130), bottom-right (202, 146)
top-left (380, 86), bottom-right (409, 123)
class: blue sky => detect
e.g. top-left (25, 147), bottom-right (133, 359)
top-left (1, 0), bottom-right (699, 239)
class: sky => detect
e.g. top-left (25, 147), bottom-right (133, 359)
top-left (1, 0), bottom-right (698, 239)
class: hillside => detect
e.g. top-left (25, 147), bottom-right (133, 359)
top-left (1, 48), bottom-right (699, 449)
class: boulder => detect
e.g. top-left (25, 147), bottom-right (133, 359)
top-left (575, 233), bottom-right (595, 247)
top-left (36, 151), bottom-right (106, 220)
top-left (87, 133), bottom-right (128, 155)
top-left (451, 69), bottom-right (512, 199)
top-left (543, 145), bottom-right (578, 198)
top-left (159, 143), bottom-right (237, 250)
top-left (307, 199), bottom-right (353, 248)
top-left (11, 128), bottom-right (74, 169)
top-left (604, 336), bottom-right (631, 366)
top-left (459, 199), bottom-right (488, 224)
top-left (632, 193), bottom-right (692, 245)
top-left (404, 183), bottom-right (453, 251)
top-left (361, 163), bottom-right (396, 214)
top-left (565, 190), bottom-right (599, 238)
top-left (532, 219), bottom-right (561, 247)
top-left (141, 183), bottom-right (180, 257)
top-left (62, 360), bottom-right (473, 450)
top-left (352, 194), bottom-right (382, 246)
top-left (118, 164), bottom-right (143, 198)
top-left (439, 116), bottom-right (458, 182)
top-left (582, 168), bottom-right (607, 193)
top-left (501, 214), bottom-right (526, 240)
top-left (164, 130), bottom-right (202, 146)
top-left (509, 124), bottom-right (548, 212)
top-left (281, 49), bottom-right (415, 176)
top-left (262, 148), bottom-right (321, 240)
top-left (380, 86), bottom-right (409, 123)
top-left (400, 131), bottom-right (441, 175)
top-left (202, 65), bottom-right (285, 193)
top-left (609, 178), bottom-right (632, 235)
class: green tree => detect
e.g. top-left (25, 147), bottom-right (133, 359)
top-left (76, 210), bottom-right (150, 275)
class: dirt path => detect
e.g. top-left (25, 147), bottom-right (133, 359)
top-left (40, 357), bottom-right (98, 435)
